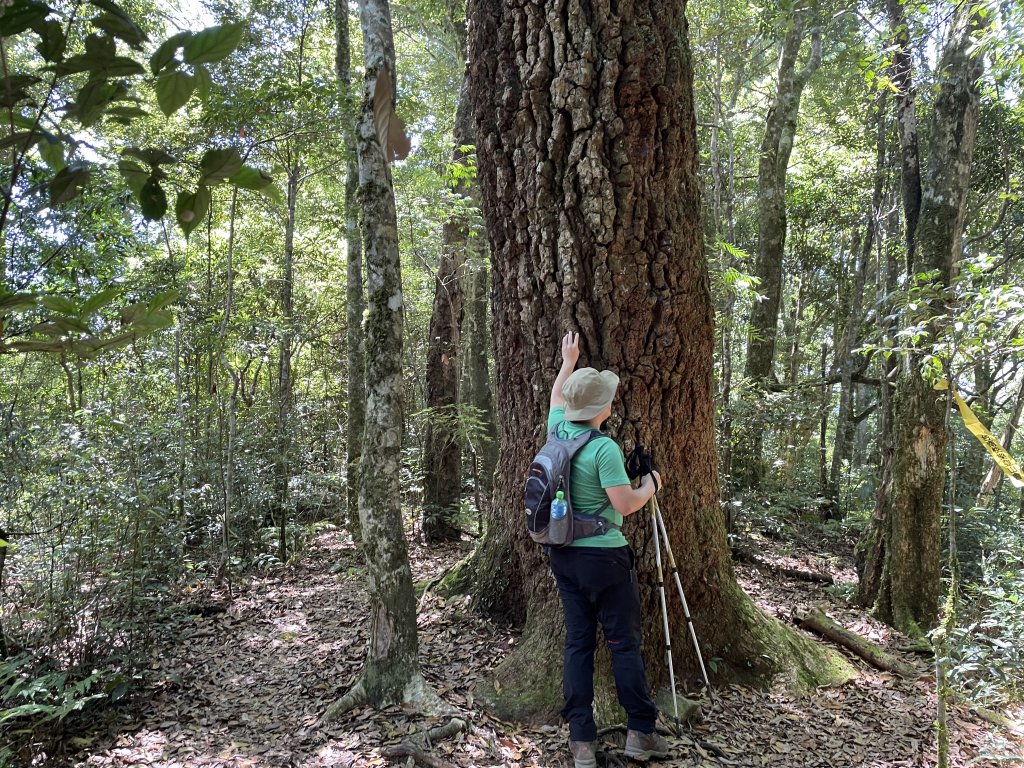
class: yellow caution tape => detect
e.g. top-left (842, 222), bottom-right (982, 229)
top-left (936, 380), bottom-right (1024, 489)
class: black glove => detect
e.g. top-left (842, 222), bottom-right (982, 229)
top-left (626, 444), bottom-right (653, 480)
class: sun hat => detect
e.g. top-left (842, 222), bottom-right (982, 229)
top-left (562, 367), bottom-right (619, 421)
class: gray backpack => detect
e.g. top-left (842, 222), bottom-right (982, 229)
top-left (524, 425), bottom-right (619, 547)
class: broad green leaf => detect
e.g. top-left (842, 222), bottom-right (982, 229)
top-left (117, 159), bottom-right (147, 195)
top-left (0, 74), bottom-right (42, 109)
top-left (34, 18), bottom-right (67, 61)
top-left (198, 146), bottom-right (243, 184)
top-left (0, 0), bottom-right (51, 37)
top-left (122, 146), bottom-right (176, 165)
top-left (193, 64), bottom-right (212, 100)
top-left (105, 105), bottom-right (149, 124)
top-left (0, 538), bottom-right (8, 548)
top-left (175, 186), bottom-right (210, 237)
top-left (37, 137), bottom-right (65, 172)
top-left (5, 340), bottom-right (63, 354)
top-left (91, 9), bottom-right (147, 49)
top-left (155, 70), bottom-right (194, 116)
top-left (149, 31), bottom-right (190, 75)
top-left (72, 80), bottom-right (124, 127)
top-left (97, 56), bottom-right (145, 77)
top-left (49, 165), bottom-right (90, 204)
top-left (0, 291), bottom-right (36, 313)
top-left (34, 316), bottom-right (90, 335)
top-left (80, 287), bottom-right (120, 315)
top-left (40, 295), bottom-right (78, 314)
top-left (147, 289), bottom-right (180, 312)
top-left (227, 166), bottom-right (272, 191)
top-left (83, 31), bottom-right (116, 60)
top-left (139, 177), bottom-right (167, 220)
top-left (182, 22), bottom-right (245, 65)
top-left (119, 301), bottom-right (145, 324)
top-left (0, 131), bottom-right (43, 151)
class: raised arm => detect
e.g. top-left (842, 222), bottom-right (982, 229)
top-left (550, 331), bottom-right (580, 410)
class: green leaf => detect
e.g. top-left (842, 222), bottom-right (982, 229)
top-left (49, 165), bottom-right (90, 205)
top-left (34, 18), bottom-right (66, 61)
top-left (119, 301), bottom-right (145, 325)
top-left (5, 340), bottom-right (64, 354)
top-left (71, 80), bottom-right (125, 127)
top-left (40, 295), bottom-right (78, 314)
top-left (0, 0), bottom-right (51, 37)
top-left (175, 186), bottom-right (210, 237)
top-left (105, 105), bottom-right (149, 124)
top-left (80, 287), bottom-right (120, 315)
top-left (198, 146), bottom-right (243, 184)
top-left (193, 64), bottom-right (212, 100)
top-left (139, 177), bottom-right (167, 220)
top-left (84, 31), bottom-right (116, 60)
top-left (122, 146), bottom-right (177, 165)
top-left (0, 537), bottom-right (8, 548)
top-left (91, 9), bottom-right (147, 49)
top-left (37, 137), bottom-right (65, 172)
top-left (0, 291), bottom-right (37, 313)
top-left (155, 70), bottom-right (194, 116)
top-left (149, 31), bottom-right (190, 75)
top-left (0, 74), bottom-right (42, 108)
top-left (117, 159), bottom-right (147, 195)
top-left (98, 56), bottom-right (146, 77)
top-left (182, 22), bottom-right (245, 65)
top-left (147, 289), bottom-right (180, 312)
top-left (0, 131), bottom-right (43, 151)
top-left (227, 165), bottom-right (272, 191)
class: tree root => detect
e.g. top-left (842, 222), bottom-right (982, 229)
top-left (793, 606), bottom-right (919, 678)
top-left (321, 673), bottom-right (455, 726)
top-left (381, 717), bottom-right (468, 768)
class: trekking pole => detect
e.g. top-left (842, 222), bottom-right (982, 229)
top-left (648, 496), bottom-right (681, 733)
top-left (651, 494), bottom-right (713, 698)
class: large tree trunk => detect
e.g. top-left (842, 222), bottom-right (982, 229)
top-left (872, 4), bottom-right (985, 634)
top-left (336, 0), bottom-right (365, 542)
top-left (467, 0), bottom-right (849, 723)
top-left (734, 8), bottom-right (821, 487)
top-left (421, 77), bottom-right (471, 543)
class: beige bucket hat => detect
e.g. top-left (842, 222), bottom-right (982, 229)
top-left (562, 367), bottom-right (619, 421)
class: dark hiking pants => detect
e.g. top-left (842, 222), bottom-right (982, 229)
top-left (548, 545), bottom-right (658, 741)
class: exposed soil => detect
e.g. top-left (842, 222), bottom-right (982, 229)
top-left (30, 528), bottom-right (1024, 768)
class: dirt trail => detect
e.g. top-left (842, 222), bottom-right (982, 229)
top-left (58, 531), bottom-right (1022, 768)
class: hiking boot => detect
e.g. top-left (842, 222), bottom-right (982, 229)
top-left (569, 739), bottom-right (598, 768)
top-left (624, 729), bottom-right (670, 761)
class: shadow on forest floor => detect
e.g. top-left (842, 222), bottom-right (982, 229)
top-left (29, 527), bottom-right (1024, 768)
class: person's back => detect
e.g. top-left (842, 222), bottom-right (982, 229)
top-left (546, 332), bottom-right (670, 767)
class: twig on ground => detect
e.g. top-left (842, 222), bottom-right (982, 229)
top-left (382, 742), bottom-right (458, 768)
top-left (733, 546), bottom-right (834, 584)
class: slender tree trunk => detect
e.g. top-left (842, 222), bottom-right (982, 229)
top-left (421, 76), bottom-right (471, 543)
top-left (735, 9), bottom-right (822, 487)
top-left (465, 262), bottom-right (497, 496)
top-left (874, 4), bottom-right (985, 634)
top-left (336, 0), bottom-right (366, 542)
top-left (277, 164), bottom-right (299, 562)
top-left (325, 0), bottom-right (434, 714)
top-left (467, 0), bottom-right (849, 722)
top-left (828, 92), bottom-right (887, 509)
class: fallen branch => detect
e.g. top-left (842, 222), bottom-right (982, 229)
top-left (733, 546), bottom-right (834, 584)
top-left (793, 606), bottom-right (918, 678)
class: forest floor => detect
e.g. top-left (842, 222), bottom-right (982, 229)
top-left (44, 524), bottom-right (1024, 768)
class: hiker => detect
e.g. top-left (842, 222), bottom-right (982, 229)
top-left (547, 331), bottom-right (671, 767)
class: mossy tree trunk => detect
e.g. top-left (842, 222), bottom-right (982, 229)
top-left (336, 0), bottom-right (365, 542)
top-left (330, 0), bottom-right (429, 712)
top-left (734, 7), bottom-right (821, 488)
top-left (467, 0), bottom-right (851, 724)
top-left (868, 3), bottom-right (985, 635)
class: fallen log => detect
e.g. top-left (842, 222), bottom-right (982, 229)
top-left (732, 546), bottom-right (834, 584)
top-left (793, 606), bottom-right (918, 678)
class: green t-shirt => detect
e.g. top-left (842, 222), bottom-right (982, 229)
top-left (547, 406), bottom-right (631, 548)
